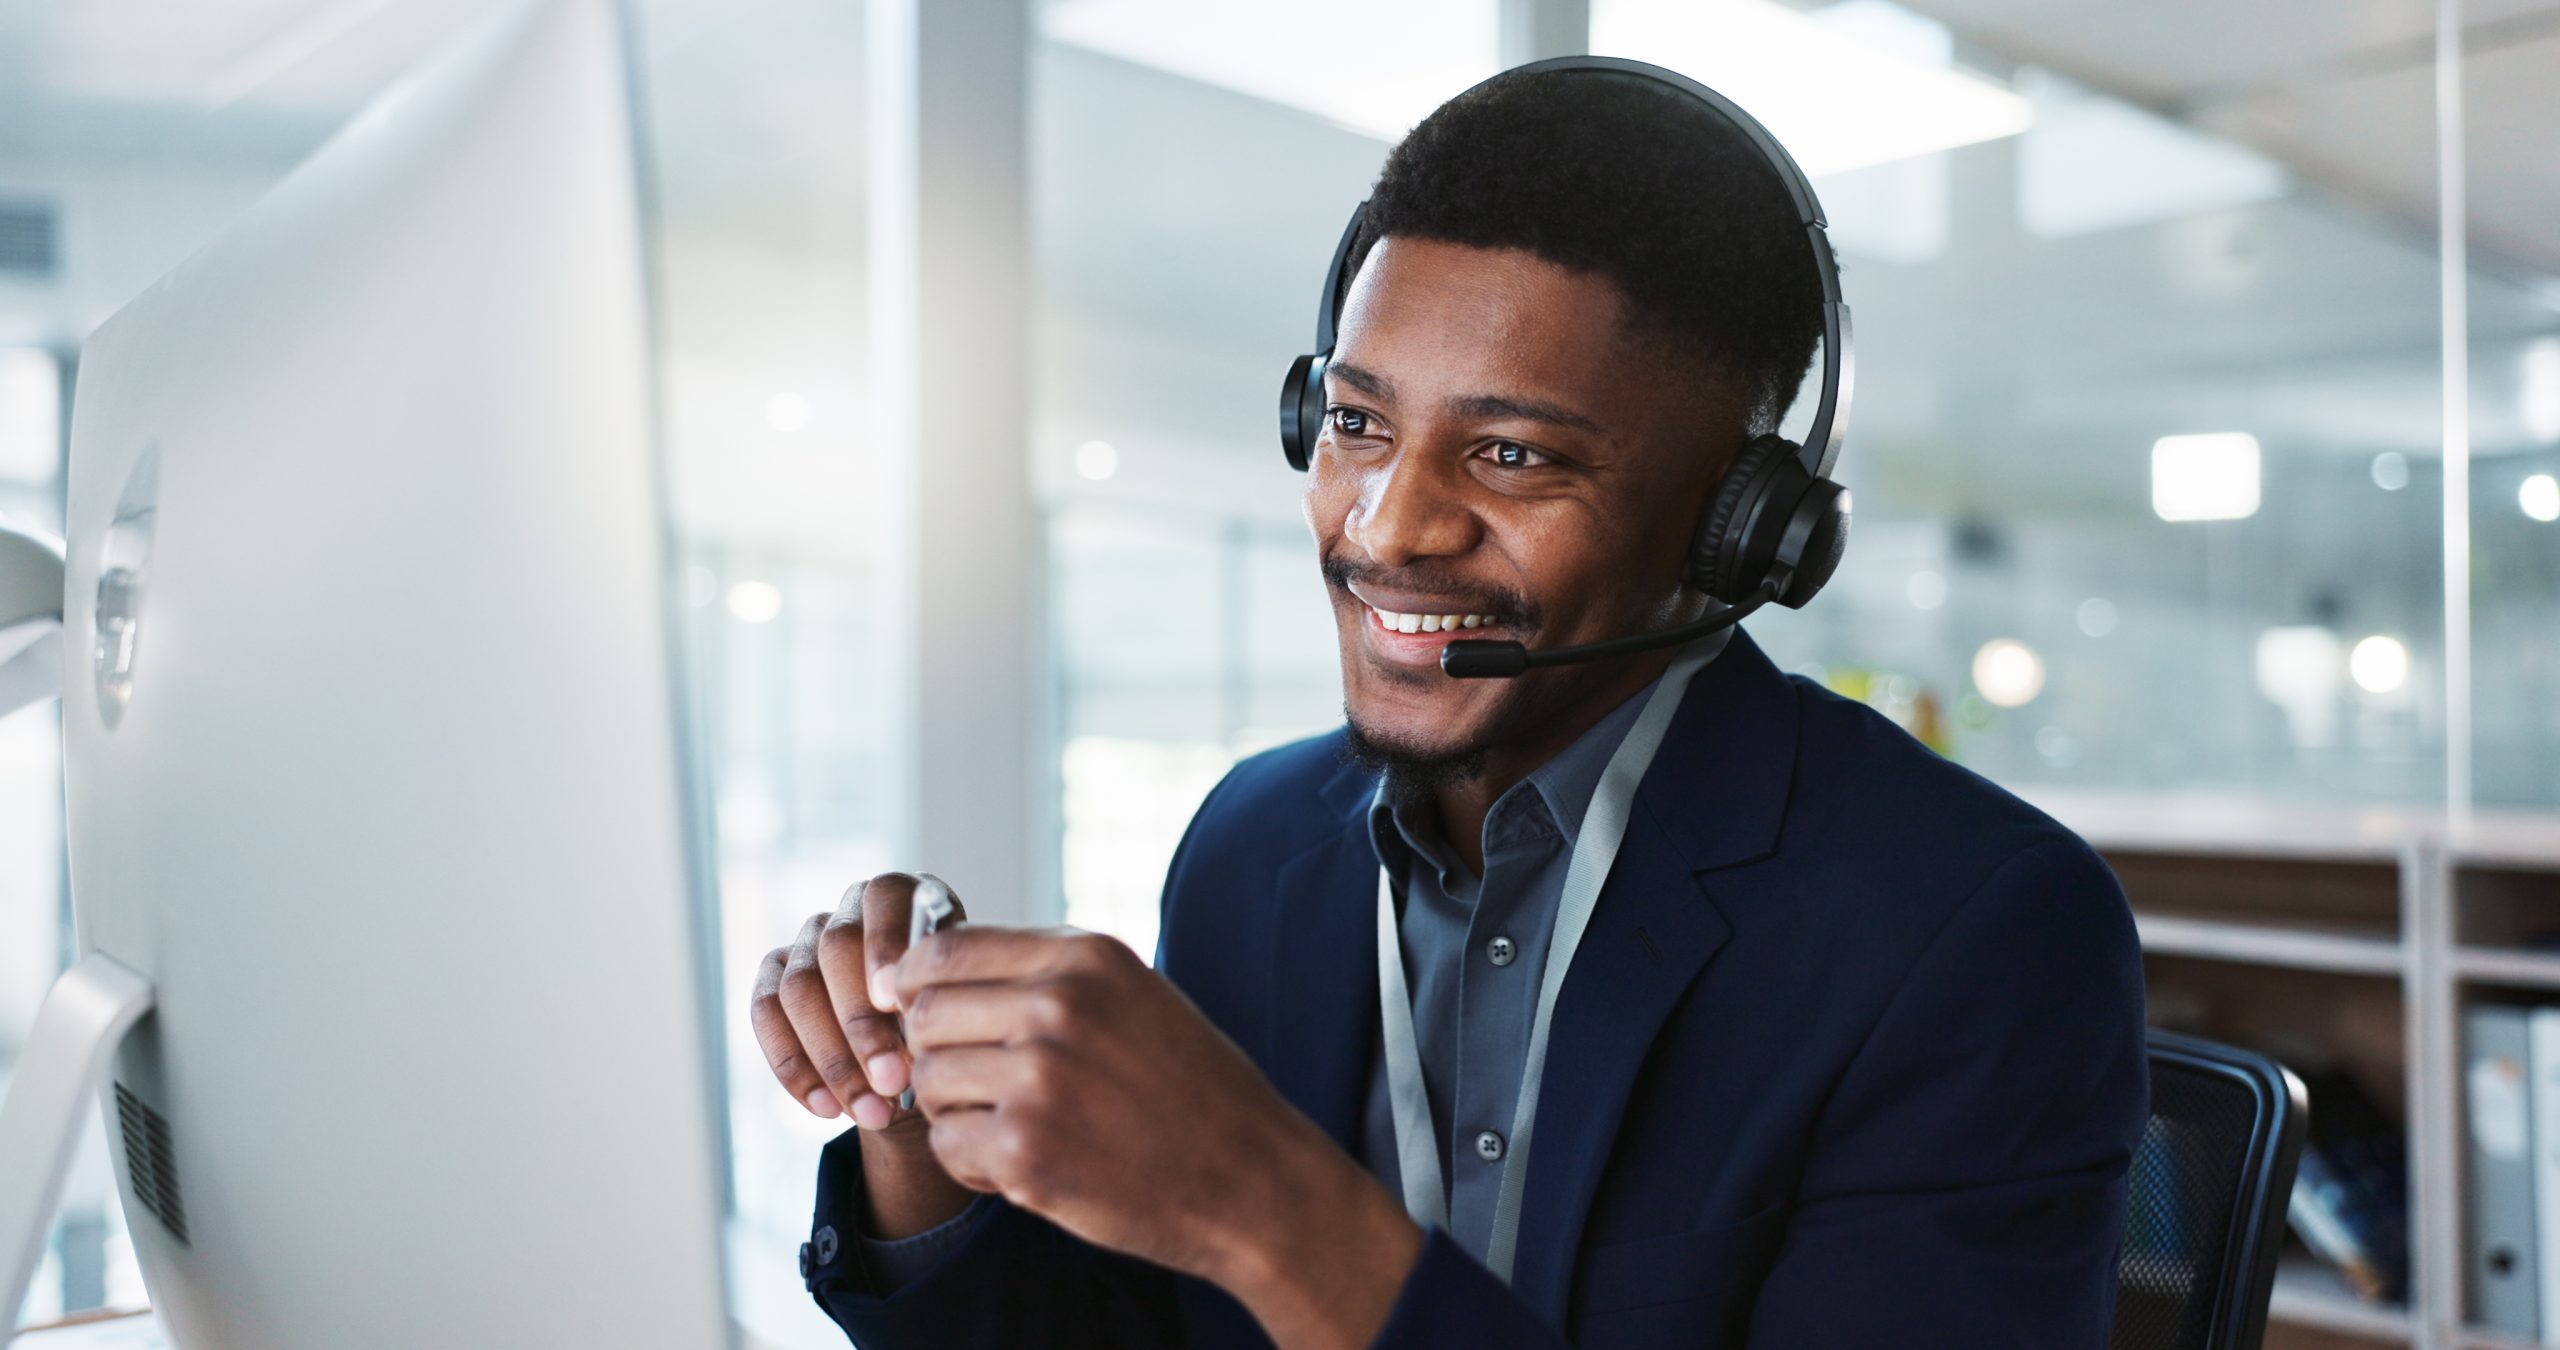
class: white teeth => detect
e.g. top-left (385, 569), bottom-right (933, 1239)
top-left (1369, 606), bottom-right (1492, 634)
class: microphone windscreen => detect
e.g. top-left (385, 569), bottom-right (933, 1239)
top-left (1441, 640), bottom-right (1530, 679)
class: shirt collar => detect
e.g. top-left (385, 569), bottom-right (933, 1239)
top-left (1364, 627), bottom-right (1732, 884)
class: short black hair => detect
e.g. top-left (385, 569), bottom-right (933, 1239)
top-left (1349, 66), bottom-right (1830, 437)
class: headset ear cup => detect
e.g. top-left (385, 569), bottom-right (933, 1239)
top-left (1690, 435), bottom-right (1792, 602)
top-left (1278, 353), bottom-right (1321, 471)
top-left (1774, 481), bottom-right (1850, 608)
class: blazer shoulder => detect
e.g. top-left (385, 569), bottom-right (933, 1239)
top-left (1786, 677), bottom-right (2112, 899)
top-left (1165, 727), bottom-right (1361, 890)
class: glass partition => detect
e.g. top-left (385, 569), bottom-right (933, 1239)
top-left (1031, 0), bottom-right (1504, 954)
top-left (1595, 0), bottom-right (2452, 810)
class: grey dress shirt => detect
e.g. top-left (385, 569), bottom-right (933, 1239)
top-left (855, 633), bottom-right (1724, 1288)
top-left (1356, 634), bottom-right (1720, 1261)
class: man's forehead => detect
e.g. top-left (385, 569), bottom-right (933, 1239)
top-left (1330, 236), bottom-right (1691, 437)
top-left (1338, 236), bottom-right (1635, 344)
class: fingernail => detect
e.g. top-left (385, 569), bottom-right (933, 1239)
top-left (869, 967), bottom-right (898, 1012)
top-left (866, 1053), bottom-right (909, 1096)
top-left (851, 1093), bottom-right (893, 1130)
top-left (803, 1087), bottom-right (842, 1118)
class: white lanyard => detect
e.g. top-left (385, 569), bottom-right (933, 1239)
top-left (1373, 638), bottom-right (1719, 1283)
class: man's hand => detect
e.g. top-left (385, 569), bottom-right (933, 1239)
top-left (890, 926), bottom-right (1422, 1350)
top-left (749, 873), bottom-right (976, 1238)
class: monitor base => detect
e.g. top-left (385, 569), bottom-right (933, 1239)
top-left (1, 954), bottom-right (154, 1343)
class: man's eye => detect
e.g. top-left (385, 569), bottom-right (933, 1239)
top-left (1485, 441), bottom-right (1547, 469)
top-left (1326, 407), bottom-right (1371, 436)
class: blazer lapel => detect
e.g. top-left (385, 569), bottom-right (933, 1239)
top-left (1262, 768), bottom-right (1383, 1151)
top-left (1508, 629), bottom-right (1804, 1323)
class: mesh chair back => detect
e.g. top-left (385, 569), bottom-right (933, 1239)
top-left (2112, 1029), bottom-right (2309, 1350)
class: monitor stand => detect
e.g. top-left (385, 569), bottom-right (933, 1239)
top-left (2, 955), bottom-right (155, 1342)
top-left (0, 518), bottom-right (138, 1340)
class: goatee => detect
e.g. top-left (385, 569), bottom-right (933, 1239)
top-left (1339, 705), bottom-right (1488, 807)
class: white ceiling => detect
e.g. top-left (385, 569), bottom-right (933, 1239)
top-left (0, 0), bottom-right (2553, 534)
top-left (1896, 0), bottom-right (2560, 276)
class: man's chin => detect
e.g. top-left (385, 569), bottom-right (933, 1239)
top-left (1340, 705), bottom-right (1490, 799)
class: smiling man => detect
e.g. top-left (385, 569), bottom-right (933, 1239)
top-left (760, 60), bottom-right (2147, 1350)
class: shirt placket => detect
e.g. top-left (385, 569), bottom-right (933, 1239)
top-left (1446, 800), bottom-right (1557, 1253)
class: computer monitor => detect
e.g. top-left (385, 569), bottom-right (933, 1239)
top-left (50, 0), bottom-right (731, 1344)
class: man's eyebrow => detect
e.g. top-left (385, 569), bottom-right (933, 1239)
top-left (1326, 362), bottom-right (1607, 435)
top-left (1327, 361), bottom-right (1394, 400)
top-left (1447, 392), bottom-right (1605, 434)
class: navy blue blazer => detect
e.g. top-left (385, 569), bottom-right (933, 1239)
top-left (802, 628), bottom-right (2149, 1347)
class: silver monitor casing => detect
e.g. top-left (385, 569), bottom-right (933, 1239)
top-left (54, 1), bottom-right (729, 1344)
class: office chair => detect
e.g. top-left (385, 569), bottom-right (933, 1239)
top-left (2111, 1028), bottom-right (2310, 1350)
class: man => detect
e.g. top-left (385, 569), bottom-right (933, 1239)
top-left (753, 64), bottom-right (2147, 1348)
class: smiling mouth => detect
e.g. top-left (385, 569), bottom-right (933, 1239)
top-left (1366, 606), bottom-right (1498, 635)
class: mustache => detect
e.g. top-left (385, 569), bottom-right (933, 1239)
top-left (1319, 553), bottom-right (1540, 632)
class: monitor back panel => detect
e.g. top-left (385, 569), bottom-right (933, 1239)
top-left (60, 2), bottom-right (728, 1344)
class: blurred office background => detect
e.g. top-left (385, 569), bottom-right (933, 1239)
top-left (2, 0), bottom-right (2554, 1345)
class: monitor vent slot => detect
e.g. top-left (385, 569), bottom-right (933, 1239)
top-left (114, 1083), bottom-right (189, 1244)
top-left (0, 199), bottom-right (56, 276)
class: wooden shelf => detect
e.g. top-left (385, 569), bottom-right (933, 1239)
top-left (2451, 945), bottom-right (2560, 988)
top-left (2020, 787), bottom-right (2560, 869)
top-left (2268, 1256), bottom-right (2413, 1341)
top-left (2136, 912), bottom-right (2405, 975)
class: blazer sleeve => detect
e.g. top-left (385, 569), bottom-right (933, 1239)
top-left (1742, 838), bottom-right (2149, 1348)
top-left (800, 1126), bottom-right (1183, 1348)
top-left (798, 770), bottom-right (1263, 1347)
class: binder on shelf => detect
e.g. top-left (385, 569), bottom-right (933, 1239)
top-left (2284, 1067), bottom-right (2409, 1303)
top-left (2467, 1004), bottom-right (2539, 1336)
top-left (2530, 1007), bottom-right (2560, 1345)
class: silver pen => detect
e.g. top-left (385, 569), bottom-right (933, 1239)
top-left (896, 875), bottom-right (957, 1113)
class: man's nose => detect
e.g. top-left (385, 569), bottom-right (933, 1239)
top-left (1345, 446), bottom-right (1477, 569)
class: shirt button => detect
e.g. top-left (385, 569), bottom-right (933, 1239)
top-left (1486, 935), bottom-right (1517, 967)
top-left (1475, 1129), bottom-right (1506, 1162)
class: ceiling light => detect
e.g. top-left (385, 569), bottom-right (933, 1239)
top-left (2348, 635), bottom-right (2408, 695)
top-left (1074, 440), bottom-right (1120, 481)
top-left (2076, 597), bottom-right (2118, 638)
top-left (1972, 637), bottom-right (2044, 708)
top-left (1042, 0), bottom-right (1499, 141)
top-left (1592, 0), bottom-right (2033, 176)
top-left (2524, 337), bottom-right (2560, 443)
top-left (2523, 473), bottom-right (2560, 523)
top-left (2255, 626), bottom-right (2343, 747)
top-left (726, 580), bottom-right (784, 624)
top-left (2151, 433), bottom-right (2260, 522)
top-left (2370, 451), bottom-right (2409, 491)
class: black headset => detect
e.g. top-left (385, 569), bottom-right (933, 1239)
top-left (1278, 55), bottom-right (1854, 679)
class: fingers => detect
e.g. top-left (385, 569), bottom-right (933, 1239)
top-left (895, 925), bottom-right (1127, 1008)
top-left (778, 912), bottom-right (871, 1121)
top-left (862, 872), bottom-right (969, 1013)
top-left (750, 944), bottom-right (835, 1119)
top-left (904, 977), bottom-right (1086, 1052)
top-left (925, 1108), bottom-right (1005, 1194)
top-left (819, 883), bottom-right (908, 1109)
top-left (908, 1042), bottom-right (1040, 1116)
top-left (858, 874), bottom-right (916, 1011)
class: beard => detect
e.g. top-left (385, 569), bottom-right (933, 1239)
top-left (1338, 701), bottom-right (1491, 806)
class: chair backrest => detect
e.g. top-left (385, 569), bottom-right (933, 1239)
top-left (2112, 1029), bottom-right (2310, 1350)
